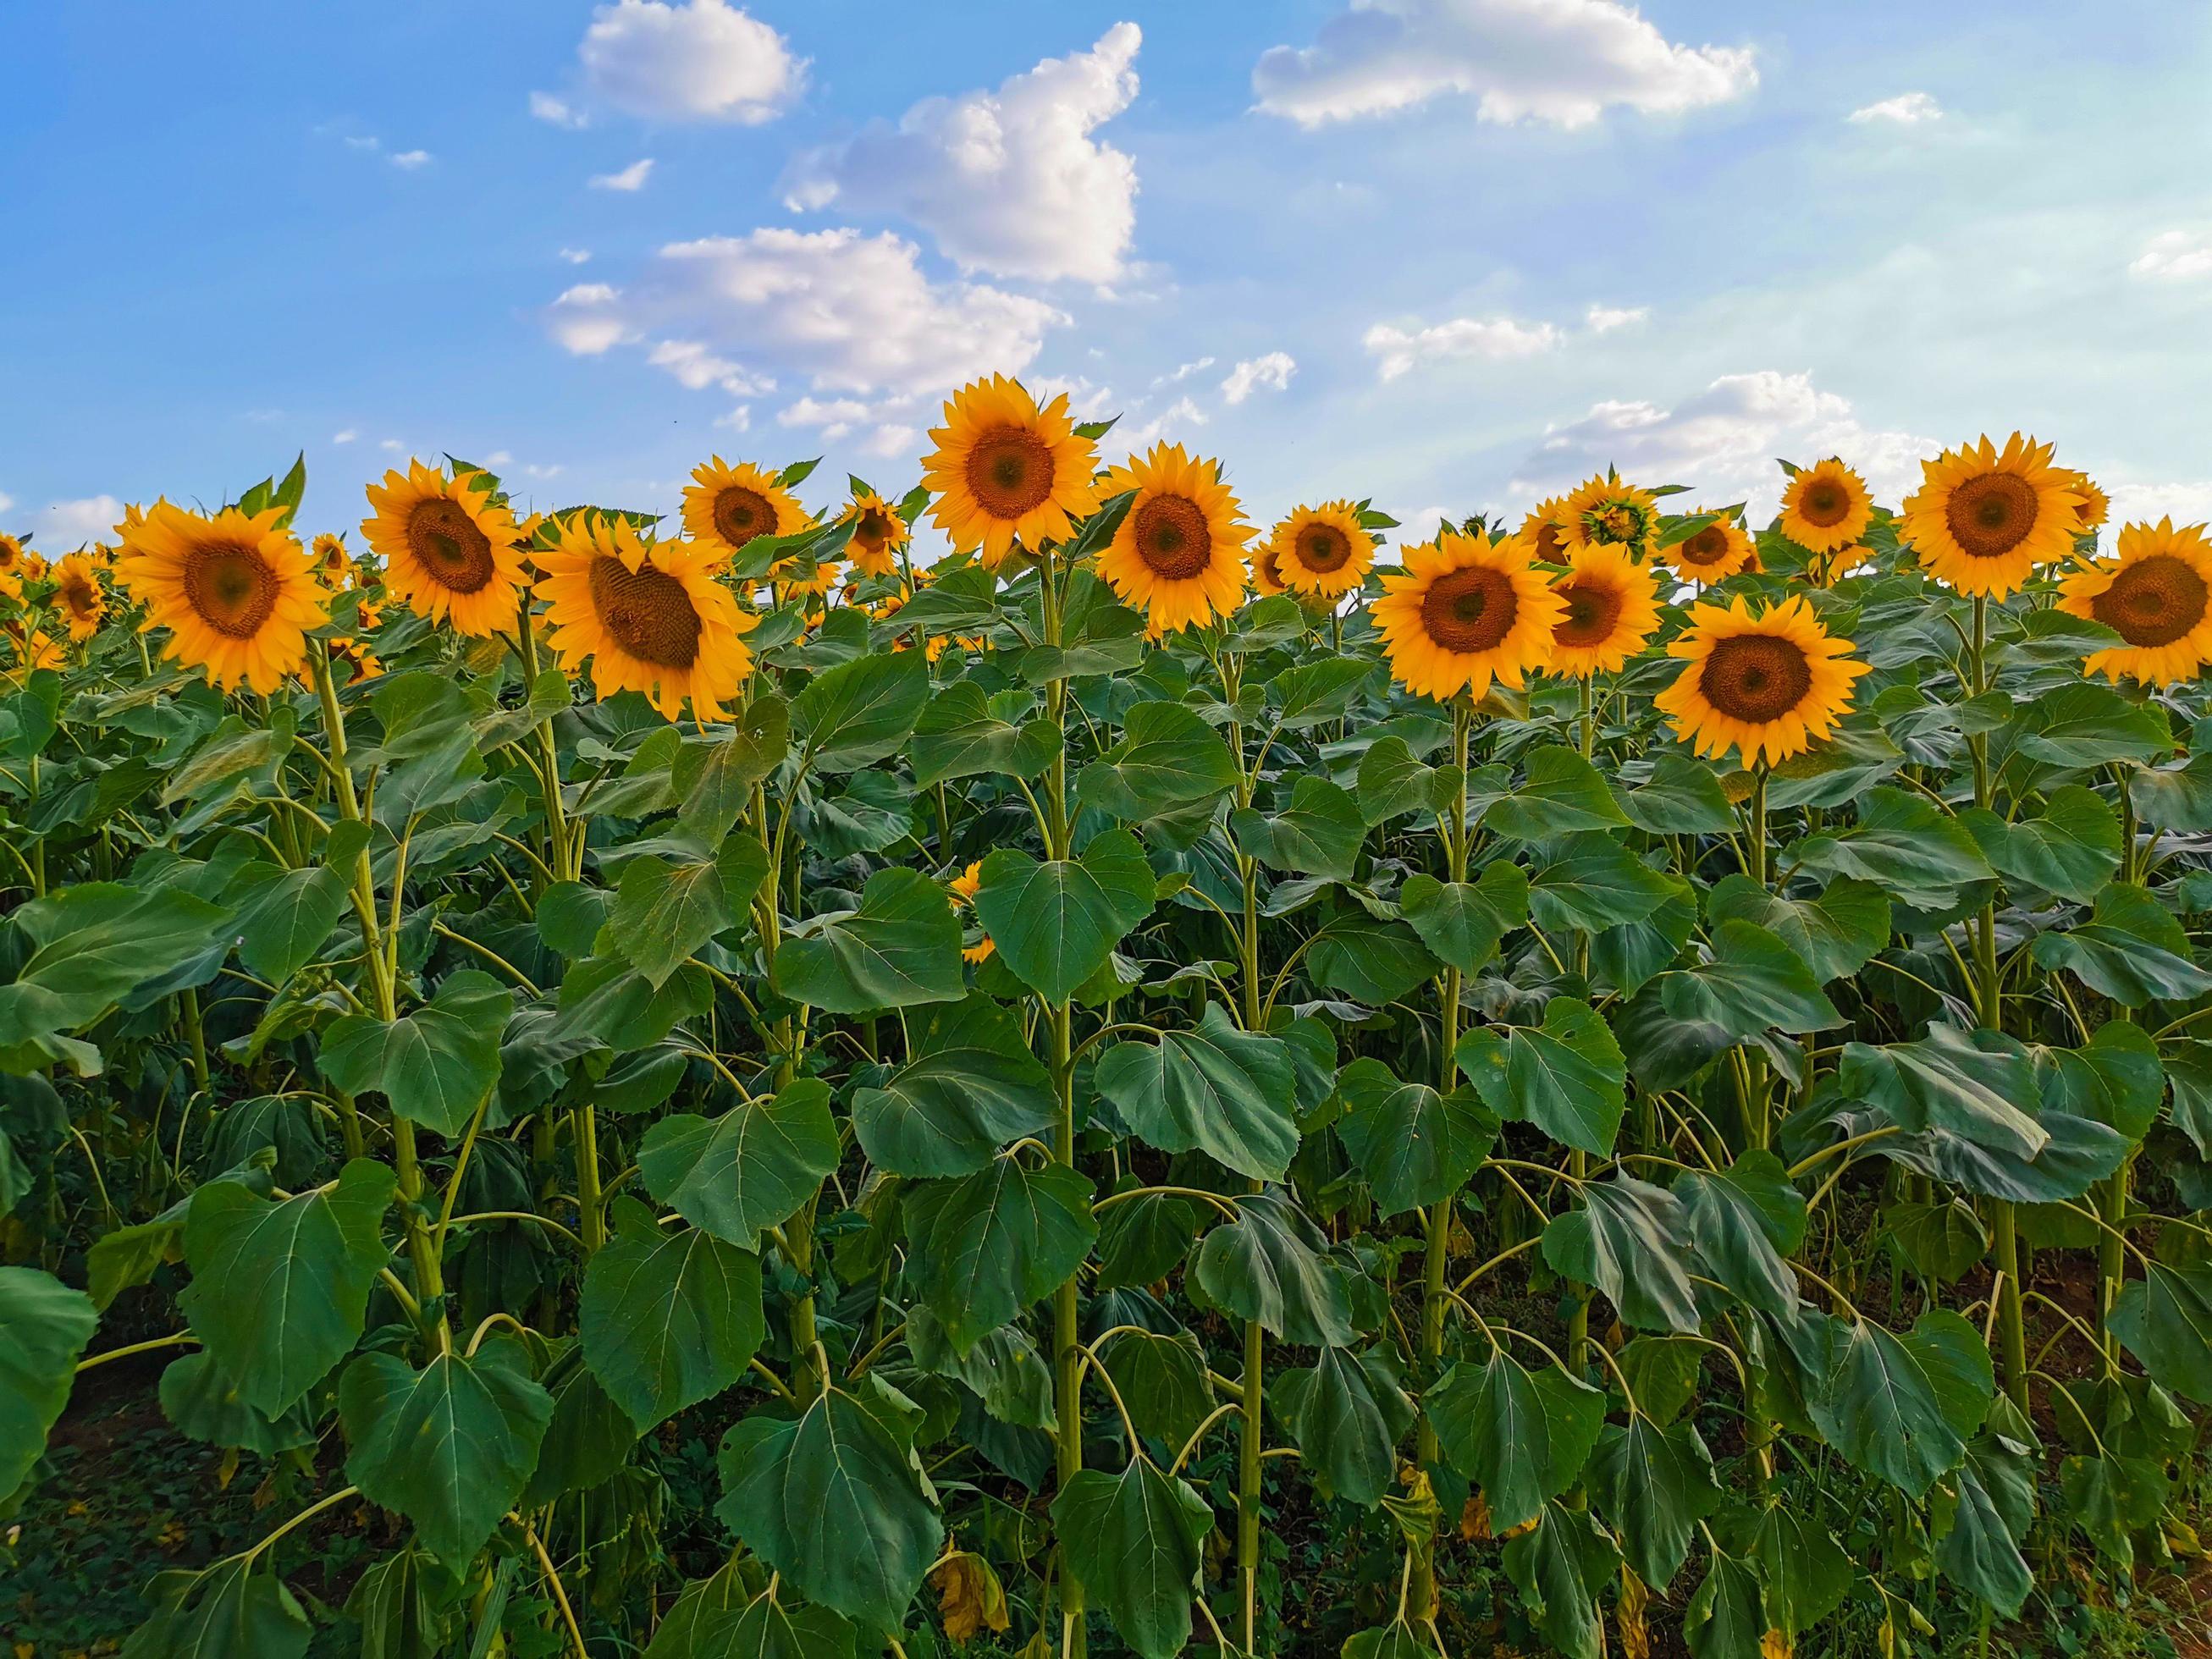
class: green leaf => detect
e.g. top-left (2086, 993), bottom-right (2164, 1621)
top-left (972, 828), bottom-right (1156, 1005)
top-left (2110, 1260), bottom-right (2212, 1404)
top-left (554, 956), bottom-right (711, 1054)
top-left (121, 1558), bottom-right (312, 1659)
top-left (1526, 834), bottom-right (1674, 933)
top-left (1681, 1551), bottom-right (1765, 1659)
top-left (1884, 1199), bottom-right (1990, 1285)
top-left (793, 649), bottom-right (930, 773)
top-left (905, 1160), bottom-right (1097, 1356)
top-left (1743, 1502), bottom-right (1851, 1637)
top-left (0, 1265), bottom-right (97, 1501)
top-left (1096, 1191), bottom-right (1201, 1288)
top-left (909, 681), bottom-right (1060, 786)
top-left (1076, 702), bottom-right (1240, 820)
top-left (1095, 1003), bottom-right (1299, 1182)
top-left (1355, 736), bottom-right (1452, 824)
top-left (1096, 1327), bottom-right (1210, 1446)
top-left (339, 1340), bottom-right (553, 1563)
top-left (1342, 1622), bottom-right (1441, 1659)
top-left (581, 1200), bottom-right (765, 1430)
top-left (2130, 749), bottom-right (2212, 833)
top-left (1194, 1188), bottom-right (1355, 1347)
top-left (1840, 1026), bottom-right (2047, 1160)
top-left (1589, 1416), bottom-right (1722, 1588)
top-left (158, 1351), bottom-right (314, 1455)
top-left (1306, 911), bottom-right (1439, 1006)
top-left (1232, 775), bottom-right (1366, 881)
top-left (2014, 681), bottom-right (2172, 769)
top-left (1936, 1427), bottom-right (2038, 1616)
top-left (319, 972), bottom-right (510, 1137)
top-left (2033, 881), bottom-right (2212, 1006)
top-left (1275, 1347), bottom-right (1414, 1506)
top-left (1676, 1151), bottom-right (1806, 1323)
top-left (1705, 874), bottom-right (1889, 983)
top-left (1619, 752), bottom-right (1735, 834)
top-left (224, 852), bottom-right (356, 987)
top-left (1808, 1309), bottom-right (1991, 1496)
top-left (2032, 1021), bottom-right (2164, 1142)
top-left (1661, 919), bottom-right (1841, 1039)
top-left (1398, 862), bottom-right (1527, 974)
top-left (608, 844), bottom-right (757, 988)
top-left (1426, 1350), bottom-right (1606, 1529)
top-left (1333, 1057), bottom-right (1495, 1218)
top-left (772, 867), bottom-right (966, 1013)
top-left (1478, 746), bottom-right (1629, 841)
top-left (673, 694), bottom-right (788, 841)
top-left (0, 882), bottom-right (231, 1042)
top-left (1052, 1458), bottom-right (1213, 1659)
top-left (181, 1159), bottom-right (395, 1416)
top-left (1498, 1499), bottom-right (1619, 1659)
top-left (1456, 997), bottom-right (1626, 1159)
top-left (1790, 785), bottom-right (1992, 910)
top-left (1542, 1176), bottom-right (1700, 1334)
top-left (345, 1546), bottom-right (445, 1659)
top-left (911, 1306), bottom-right (1057, 1431)
top-left (637, 1078), bottom-right (839, 1249)
top-left (1962, 784), bottom-right (2121, 904)
top-left (1266, 656), bottom-right (1376, 729)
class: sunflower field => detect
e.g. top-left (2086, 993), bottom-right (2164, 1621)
top-left (3, 379), bottom-right (2210, 1659)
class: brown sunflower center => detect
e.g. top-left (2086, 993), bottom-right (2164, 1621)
top-left (1420, 565), bottom-right (1518, 653)
top-left (2092, 554), bottom-right (2209, 648)
top-left (1530, 521), bottom-right (1565, 559)
top-left (1297, 523), bottom-right (1354, 573)
top-left (61, 577), bottom-right (99, 619)
top-left (853, 507), bottom-right (895, 551)
top-left (405, 499), bottom-right (497, 592)
top-left (1679, 526), bottom-right (1732, 567)
top-left (1798, 480), bottom-right (1851, 527)
top-left (713, 486), bottom-right (776, 550)
top-left (1944, 471), bottom-right (2039, 560)
top-left (1553, 577), bottom-right (1623, 648)
top-left (183, 541), bottom-right (280, 640)
top-left (1131, 494), bottom-right (1213, 579)
top-left (1255, 543), bottom-right (1283, 587)
top-left (965, 427), bottom-right (1055, 521)
top-left (1698, 634), bottom-right (1812, 724)
top-left (587, 556), bottom-right (703, 670)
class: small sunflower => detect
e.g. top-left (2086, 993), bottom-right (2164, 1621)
top-left (1670, 509), bottom-right (1757, 583)
top-left (2056, 518), bottom-right (2212, 686)
top-left (1901, 433), bottom-right (2083, 598)
top-left (0, 535), bottom-right (28, 588)
top-left (1249, 538), bottom-right (1288, 597)
top-left (52, 553), bottom-right (106, 641)
top-left (1520, 496), bottom-right (1575, 565)
top-left (1655, 594), bottom-right (1868, 768)
top-left (922, 375), bottom-right (1101, 567)
top-left (1093, 444), bottom-right (1250, 634)
top-left (535, 517), bottom-right (757, 723)
top-left (1370, 530), bottom-right (1562, 702)
top-left (5, 624), bottom-right (65, 673)
top-left (1267, 502), bottom-right (1374, 599)
top-left (682, 457), bottom-right (809, 567)
top-left (840, 490), bottom-right (911, 577)
top-left (115, 502), bottom-right (328, 692)
top-left (946, 861), bottom-right (995, 962)
top-left (1777, 460), bottom-right (1873, 555)
top-left (328, 637), bottom-right (384, 685)
top-left (1547, 543), bottom-right (1663, 677)
top-left (312, 532), bottom-right (354, 587)
top-left (361, 460), bottom-right (526, 635)
top-left (2060, 469), bottom-right (2110, 532)
top-left (1564, 475), bottom-right (1662, 560)
top-left (772, 554), bottom-right (844, 600)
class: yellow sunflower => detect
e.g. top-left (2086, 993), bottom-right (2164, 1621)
top-left (1655, 594), bottom-right (1868, 768)
top-left (1777, 460), bottom-right (1873, 555)
top-left (1547, 543), bottom-right (1663, 677)
top-left (946, 861), bottom-right (995, 962)
top-left (6, 624), bottom-right (65, 673)
top-left (922, 376), bottom-right (1101, 567)
top-left (0, 534), bottom-right (26, 578)
top-left (115, 502), bottom-right (327, 692)
top-left (1092, 444), bottom-right (1250, 634)
top-left (361, 460), bottom-right (526, 635)
top-left (1564, 475), bottom-right (1662, 559)
top-left (1267, 502), bottom-right (1374, 599)
top-left (312, 532), bottom-right (354, 587)
top-left (1249, 538), bottom-right (1288, 596)
top-left (1670, 509), bottom-right (1757, 583)
top-left (772, 554), bottom-right (844, 600)
top-left (2060, 470), bottom-right (2110, 532)
top-left (328, 637), bottom-right (384, 685)
top-left (52, 553), bottom-right (106, 641)
top-left (1371, 531), bottom-right (1562, 702)
top-left (535, 516), bottom-right (757, 723)
top-left (840, 490), bottom-right (911, 577)
top-left (2056, 518), bottom-right (2212, 686)
top-left (1520, 495), bottom-right (1575, 565)
top-left (682, 457), bottom-right (809, 567)
top-left (1901, 433), bottom-right (2083, 598)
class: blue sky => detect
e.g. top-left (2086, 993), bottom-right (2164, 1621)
top-left (3, 0), bottom-right (2208, 554)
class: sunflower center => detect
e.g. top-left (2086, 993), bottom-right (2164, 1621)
top-left (2093, 554), bottom-right (2209, 648)
top-left (405, 499), bottom-right (497, 592)
top-left (1297, 524), bottom-right (1354, 573)
top-left (1132, 494), bottom-right (1213, 580)
top-left (965, 427), bottom-right (1055, 521)
top-left (1530, 521), bottom-right (1565, 560)
top-left (587, 556), bottom-right (703, 670)
top-left (853, 508), bottom-right (895, 552)
top-left (1944, 472), bottom-right (2039, 559)
top-left (62, 578), bottom-right (98, 620)
top-left (1255, 543), bottom-right (1283, 588)
top-left (182, 542), bottom-right (280, 640)
top-left (1679, 526), bottom-right (1732, 567)
top-left (1420, 565), bottom-right (1518, 653)
top-left (1799, 481), bottom-right (1851, 527)
top-left (1586, 502), bottom-right (1646, 547)
top-left (1553, 577), bottom-right (1623, 648)
top-left (713, 486), bottom-right (776, 550)
top-left (1699, 634), bottom-right (1813, 724)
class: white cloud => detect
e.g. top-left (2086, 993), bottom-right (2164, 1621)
top-left (2106, 479), bottom-right (2212, 528)
top-left (521, 463), bottom-right (564, 481)
top-left (714, 406), bottom-right (753, 432)
top-left (1221, 351), bottom-right (1297, 404)
top-left (485, 450), bottom-right (514, 466)
top-left (578, 0), bottom-right (804, 125)
top-left (1584, 303), bottom-right (1647, 333)
top-left (1122, 395), bottom-right (1207, 450)
top-left (782, 24), bottom-right (1140, 284)
top-left (332, 429), bottom-right (358, 444)
top-left (559, 247), bottom-right (593, 264)
top-left (1253, 0), bottom-right (1757, 130)
top-left (2130, 230), bottom-right (2212, 284)
top-left (776, 396), bottom-right (873, 439)
top-left (0, 491), bottom-right (13, 512)
top-left (1510, 369), bottom-right (1936, 517)
top-left (647, 338), bottom-right (773, 396)
top-left (380, 439), bottom-right (408, 455)
top-left (589, 158), bottom-right (655, 192)
top-left (1032, 374), bottom-right (1117, 418)
top-left (1848, 91), bottom-right (1943, 125)
top-left (344, 135), bottom-right (381, 152)
top-left (389, 149), bottom-right (433, 170)
top-left (863, 424), bottom-right (920, 458)
top-left (30, 496), bottom-right (123, 549)
top-left (531, 91), bottom-right (589, 129)
top-left (1365, 315), bottom-right (1562, 380)
top-left (1150, 357), bottom-right (1215, 389)
top-left (545, 226), bottom-right (1068, 400)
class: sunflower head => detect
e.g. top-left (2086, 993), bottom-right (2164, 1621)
top-left (2056, 518), bottom-right (2212, 686)
top-left (2060, 470), bottom-right (2110, 532)
top-left (7, 626), bottom-right (65, 673)
top-left (116, 501), bottom-right (329, 693)
top-left (1777, 459), bottom-right (1874, 555)
top-left (1653, 593), bottom-right (1868, 768)
top-left (1370, 530), bottom-right (1563, 703)
top-left (361, 460), bottom-right (526, 635)
top-left (328, 636), bottom-right (383, 686)
top-left (773, 554), bottom-right (844, 600)
top-left (1669, 509), bottom-right (1757, 583)
top-left (52, 553), bottom-right (106, 641)
top-left (922, 375), bottom-right (1101, 567)
top-left (1548, 543), bottom-right (1663, 677)
top-left (840, 489), bottom-right (912, 577)
top-left (682, 457), bottom-right (809, 569)
top-left (1901, 433), bottom-right (2083, 598)
top-left (312, 532), bottom-right (354, 585)
top-left (1267, 501), bottom-right (1375, 599)
top-left (1093, 444), bottom-right (1250, 635)
top-left (1520, 497), bottom-right (1575, 564)
top-left (946, 860), bottom-right (995, 962)
top-left (0, 534), bottom-right (25, 576)
top-left (1564, 475), bottom-right (1663, 559)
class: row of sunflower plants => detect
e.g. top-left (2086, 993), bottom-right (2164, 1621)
top-left (0, 384), bottom-right (2208, 1659)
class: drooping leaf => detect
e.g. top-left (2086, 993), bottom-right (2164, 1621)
top-left (1332, 1057), bottom-right (1495, 1218)
top-left (850, 994), bottom-right (1056, 1177)
top-left (1274, 1346), bottom-right (1415, 1506)
top-left (0, 1265), bottom-right (97, 1501)
top-left (904, 1160), bottom-right (1097, 1356)
top-left (1659, 919), bottom-right (1841, 1039)
top-left (2033, 881), bottom-right (2212, 1006)
top-left (1478, 746), bottom-right (1629, 841)
top-left (1498, 1499), bottom-right (1620, 1659)
top-left (1705, 874), bottom-right (1889, 984)
top-left (1807, 1309), bottom-right (1991, 1497)
top-left (772, 866), bottom-right (967, 1013)
top-left (1426, 1349), bottom-right (1606, 1530)
top-left (973, 829), bottom-right (1156, 1006)
top-left (637, 1078), bottom-right (840, 1249)
top-left (1526, 834), bottom-right (1675, 934)
top-left (1456, 996), bottom-right (1626, 1159)
top-left (1053, 1458), bottom-right (1213, 1659)
top-left (318, 972), bottom-right (510, 1137)
top-left (1232, 775), bottom-right (1367, 881)
top-left (1589, 1415), bottom-right (1722, 1588)
top-left (1193, 1188), bottom-right (1356, 1347)
top-left (793, 649), bottom-right (930, 773)
top-left (581, 1199), bottom-right (765, 1430)
top-left (1790, 786), bottom-right (1992, 910)
top-left (1096, 1004), bottom-right (1299, 1182)
top-left (1398, 861), bottom-right (1528, 975)
top-left (1542, 1176), bottom-right (1701, 1334)
top-left (2110, 1260), bottom-right (2212, 1404)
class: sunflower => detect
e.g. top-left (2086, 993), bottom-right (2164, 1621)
top-left (1092, 444), bottom-right (1250, 634)
top-left (52, 553), bottom-right (105, 641)
top-left (2056, 518), bottom-right (2212, 686)
top-left (0, 534), bottom-right (26, 580)
top-left (1655, 594), bottom-right (1867, 768)
top-left (2060, 470), bottom-right (2110, 532)
top-left (361, 460), bottom-right (526, 635)
top-left (773, 554), bottom-right (844, 600)
top-left (312, 532), bottom-right (354, 587)
top-left (1371, 530), bottom-right (1562, 702)
top-left (1519, 495), bottom-right (1575, 564)
top-left (1670, 509), bottom-right (1757, 583)
top-left (328, 636), bottom-right (384, 685)
top-left (535, 516), bottom-right (756, 722)
top-left (114, 503), bottom-right (326, 692)
top-left (1267, 502), bottom-right (1374, 599)
top-left (1564, 475), bottom-right (1662, 559)
top-left (1777, 459), bottom-right (1873, 555)
top-left (1901, 433), bottom-right (2083, 598)
top-left (922, 375), bottom-right (1101, 567)
top-left (1548, 543), bottom-right (1662, 677)
top-left (840, 490), bottom-right (910, 577)
top-left (5, 624), bottom-right (65, 673)
top-left (1249, 538), bottom-right (1288, 597)
top-left (946, 861), bottom-right (995, 962)
top-left (682, 457), bottom-right (808, 567)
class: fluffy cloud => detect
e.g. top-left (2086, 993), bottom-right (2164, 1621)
top-left (1584, 303), bottom-right (1647, 333)
top-left (333, 430), bottom-right (358, 445)
top-left (578, 0), bottom-right (804, 124)
top-left (589, 158), bottom-right (655, 192)
top-left (2106, 479), bottom-right (2212, 527)
top-left (1510, 370), bottom-right (1936, 516)
top-left (1253, 0), bottom-right (1756, 130)
top-left (389, 149), bottom-right (433, 170)
top-left (776, 397), bottom-right (873, 439)
top-left (647, 339), bottom-right (773, 397)
top-left (1121, 396), bottom-right (1207, 450)
top-left (560, 247), bottom-right (593, 265)
top-left (531, 91), bottom-right (589, 129)
top-left (1221, 351), bottom-right (1297, 404)
top-left (28, 496), bottom-right (124, 550)
top-left (1848, 91), bottom-right (1943, 125)
top-left (782, 24), bottom-right (1140, 284)
top-left (1365, 315), bottom-right (1561, 380)
top-left (0, 491), bottom-right (12, 512)
top-left (2130, 230), bottom-right (2212, 284)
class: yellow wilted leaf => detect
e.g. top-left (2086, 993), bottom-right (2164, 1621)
top-left (930, 1550), bottom-right (1010, 1641)
top-left (1761, 1629), bottom-right (1793, 1659)
top-left (1461, 1490), bottom-right (1492, 1541)
top-left (1619, 1565), bottom-right (1648, 1659)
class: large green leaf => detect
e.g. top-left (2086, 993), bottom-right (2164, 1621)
top-left (1232, 774), bottom-right (1366, 881)
top-left (1425, 1349), bottom-right (1606, 1530)
top-left (606, 840), bottom-right (764, 988)
top-left (1076, 702), bottom-right (1239, 820)
top-left (772, 866), bottom-right (966, 1013)
top-left (1398, 862), bottom-right (1528, 974)
top-left (1660, 919), bottom-right (1841, 1039)
top-left (2013, 681), bottom-right (2171, 769)
top-left (1455, 996), bottom-right (1625, 1158)
top-left (1095, 1003), bottom-right (1299, 1182)
top-left (1332, 1056), bottom-right (1495, 1218)
top-left (1936, 1419), bottom-right (2038, 1617)
top-left (2110, 1260), bottom-right (2212, 1404)
top-left (909, 680), bottom-right (1061, 787)
top-left (1619, 752), bottom-right (1734, 834)
top-left (1355, 735), bottom-right (1454, 824)
top-left (1498, 1499), bottom-right (1619, 1659)
top-left (1305, 911), bottom-right (1439, 1005)
top-left (1053, 1458), bottom-right (1213, 1659)
top-left (1542, 1176), bottom-right (1700, 1334)
top-left (1840, 1026), bottom-right (2047, 1160)
top-left (0, 882), bottom-right (231, 1058)
top-left (223, 841), bottom-right (358, 987)
top-left (792, 649), bottom-right (930, 773)
top-left (1193, 1188), bottom-right (1355, 1347)
top-left (1588, 1415), bottom-right (1721, 1589)
top-left (2033, 881), bottom-right (2212, 1006)
top-left (0, 1265), bottom-right (97, 1501)
top-left (1675, 1151), bottom-right (1805, 1323)
top-left (319, 972), bottom-right (511, 1137)
top-left (1477, 746), bottom-right (1629, 841)
top-left (637, 1078), bottom-right (839, 1249)
top-left (1274, 1346), bottom-right (1414, 1506)
top-left (120, 1559), bottom-right (312, 1659)
top-left (1790, 785), bottom-right (1991, 910)
top-left (972, 828), bottom-right (1156, 1005)
top-left (1681, 1551), bottom-right (1765, 1659)
top-left (1962, 784), bottom-right (2120, 904)
top-left (904, 1159), bottom-right (1097, 1356)
top-left (580, 1200), bottom-right (765, 1429)
top-left (2031, 1021), bottom-right (2164, 1142)
top-left (1705, 873), bottom-right (1889, 983)
top-left (1807, 1309), bottom-right (1991, 1497)
top-left (1526, 834), bottom-right (1674, 933)
top-left (850, 994), bottom-right (1056, 1177)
